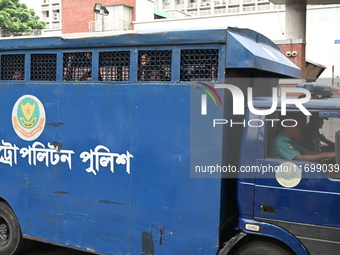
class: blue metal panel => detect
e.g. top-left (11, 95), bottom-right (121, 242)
top-left (0, 29), bottom-right (228, 50)
top-left (226, 30), bottom-right (301, 78)
top-left (0, 83), bottom-right (224, 254)
top-left (0, 27), bottom-right (305, 254)
top-left (226, 31), bottom-right (255, 68)
top-left (237, 112), bottom-right (261, 218)
top-left (254, 159), bottom-right (340, 228)
top-left (0, 28), bottom-right (301, 79)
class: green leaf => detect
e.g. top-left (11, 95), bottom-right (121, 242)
top-left (0, 0), bottom-right (45, 32)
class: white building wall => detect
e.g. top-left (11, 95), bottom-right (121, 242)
top-left (21, 0), bottom-right (62, 35)
top-left (135, 10), bottom-right (286, 40)
top-left (134, 5), bottom-right (340, 79)
top-left (305, 6), bottom-right (340, 79)
top-left (136, 0), bottom-right (156, 21)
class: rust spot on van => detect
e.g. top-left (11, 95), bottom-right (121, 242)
top-left (99, 200), bottom-right (126, 206)
top-left (54, 191), bottom-right (69, 194)
top-left (24, 235), bottom-right (45, 242)
top-left (38, 214), bottom-right (58, 219)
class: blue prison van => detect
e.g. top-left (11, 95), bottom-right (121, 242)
top-left (0, 27), bottom-right (340, 255)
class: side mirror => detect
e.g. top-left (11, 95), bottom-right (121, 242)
top-left (336, 130), bottom-right (340, 164)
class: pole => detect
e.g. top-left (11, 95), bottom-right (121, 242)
top-left (102, 14), bottom-right (104, 32)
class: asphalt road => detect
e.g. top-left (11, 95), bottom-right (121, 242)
top-left (21, 241), bottom-right (93, 255)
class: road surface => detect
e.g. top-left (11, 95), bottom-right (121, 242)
top-left (22, 241), bottom-right (94, 255)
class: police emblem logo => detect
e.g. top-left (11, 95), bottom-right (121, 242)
top-left (12, 95), bottom-right (45, 141)
top-left (276, 162), bottom-right (302, 188)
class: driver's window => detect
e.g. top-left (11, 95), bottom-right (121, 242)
top-left (265, 111), bottom-right (307, 160)
top-left (265, 112), bottom-right (340, 179)
top-left (311, 116), bottom-right (340, 179)
top-left (307, 115), bottom-right (339, 152)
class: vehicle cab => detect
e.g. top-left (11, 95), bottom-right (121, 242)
top-left (236, 95), bottom-right (340, 255)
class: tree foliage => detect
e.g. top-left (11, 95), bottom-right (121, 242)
top-left (0, 0), bottom-right (46, 32)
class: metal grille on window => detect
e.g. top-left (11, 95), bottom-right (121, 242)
top-left (31, 54), bottom-right (57, 81)
top-left (180, 49), bottom-right (219, 81)
top-left (138, 50), bottom-right (172, 81)
top-left (1, 54), bottom-right (25, 80)
top-left (99, 51), bottom-right (130, 81)
top-left (63, 52), bottom-right (92, 81)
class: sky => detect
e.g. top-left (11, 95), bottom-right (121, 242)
top-left (19, 0), bottom-right (41, 12)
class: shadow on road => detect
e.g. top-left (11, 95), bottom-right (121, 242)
top-left (21, 241), bottom-right (93, 255)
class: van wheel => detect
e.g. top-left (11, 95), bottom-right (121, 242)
top-left (233, 239), bottom-right (295, 255)
top-left (0, 202), bottom-right (25, 255)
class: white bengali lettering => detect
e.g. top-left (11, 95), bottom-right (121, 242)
top-left (80, 145), bottom-right (133, 175)
top-left (19, 142), bottom-right (74, 169)
top-left (0, 141), bottom-right (133, 175)
top-left (0, 140), bottom-right (19, 166)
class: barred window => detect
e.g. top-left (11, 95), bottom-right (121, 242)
top-left (1, 54), bottom-right (25, 80)
top-left (180, 49), bottom-right (219, 81)
top-left (99, 51), bottom-right (130, 81)
top-left (63, 52), bottom-right (92, 81)
top-left (31, 54), bottom-right (57, 81)
top-left (138, 50), bottom-right (171, 81)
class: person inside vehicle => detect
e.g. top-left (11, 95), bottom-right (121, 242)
top-left (268, 112), bottom-right (335, 161)
top-left (12, 70), bottom-right (24, 80)
top-left (301, 113), bottom-right (335, 152)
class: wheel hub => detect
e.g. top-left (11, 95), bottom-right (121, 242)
top-left (0, 222), bottom-right (9, 242)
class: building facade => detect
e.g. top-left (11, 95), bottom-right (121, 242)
top-left (135, 4), bottom-right (340, 81)
top-left (26, 1), bottom-right (340, 81)
top-left (41, 0), bottom-right (62, 34)
top-left (62, 0), bottom-right (135, 34)
top-left (154, 0), bottom-right (285, 16)
top-left (31, 0), bottom-right (139, 35)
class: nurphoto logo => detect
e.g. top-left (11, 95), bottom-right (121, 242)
top-left (198, 82), bottom-right (223, 115)
top-left (198, 83), bottom-right (312, 128)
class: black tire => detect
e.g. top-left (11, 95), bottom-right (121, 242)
top-left (233, 239), bottom-right (295, 255)
top-left (0, 202), bottom-right (25, 255)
